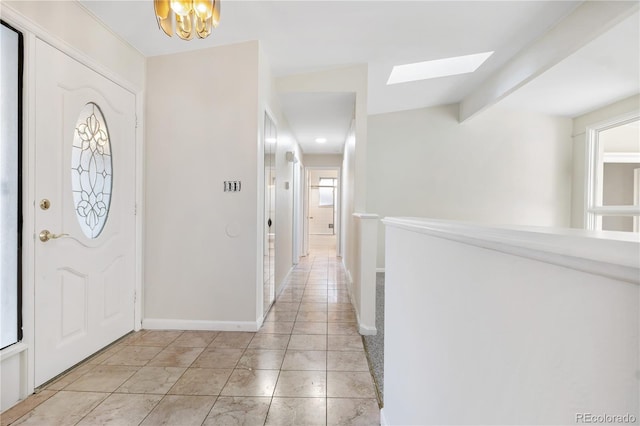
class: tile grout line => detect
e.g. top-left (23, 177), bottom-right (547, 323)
top-left (12, 239), bottom-right (378, 426)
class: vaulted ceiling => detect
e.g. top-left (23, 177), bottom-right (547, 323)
top-left (80, 1), bottom-right (639, 154)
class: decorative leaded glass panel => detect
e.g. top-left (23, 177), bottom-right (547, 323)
top-left (71, 103), bottom-right (112, 239)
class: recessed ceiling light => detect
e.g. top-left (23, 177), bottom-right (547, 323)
top-left (266, 137), bottom-right (277, 143)
top-left (315, 138), bottom-right (327, 143)
top-left (387, 51), bottom-right (494, 85)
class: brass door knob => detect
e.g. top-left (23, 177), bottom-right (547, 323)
top-left (39, 230), bottom-right (68, 242)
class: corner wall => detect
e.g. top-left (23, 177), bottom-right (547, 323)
top-left (383, 218), bottom-right (639, 425)
top-left (272, 123), bottom-right (302, 295)
top-left (367, 104), bottom-right (573, 268)
top-left (144, 42), bottom-right (260, 329)
top-left (342, 123), bottom-right (356, 280)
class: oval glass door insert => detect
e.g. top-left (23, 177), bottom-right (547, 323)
top-left (71, 102), bottom-right (112, 239)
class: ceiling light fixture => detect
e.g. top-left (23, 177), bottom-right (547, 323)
top-left (315, 138), bottom-right (327, 143)
top-left (387, 51), bottom-right (494, 85)
top-left (154, 0), bottom-right (221, 40)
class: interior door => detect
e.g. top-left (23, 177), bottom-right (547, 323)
top-left (34, 39), bottom-right (136, 386)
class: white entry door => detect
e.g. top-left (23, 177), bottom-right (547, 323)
top-left (34, 40), bottom-right (136, 386)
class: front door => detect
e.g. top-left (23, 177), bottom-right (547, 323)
top-left (34, 39), bottom-right (136, 386)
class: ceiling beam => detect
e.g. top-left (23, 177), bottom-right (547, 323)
top-left (459, 1), bottom-right (639, 123)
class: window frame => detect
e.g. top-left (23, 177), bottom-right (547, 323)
top-left (0, 19), bottom-right (24, 349)
top-left (584, 111), bottom-right (640, 231)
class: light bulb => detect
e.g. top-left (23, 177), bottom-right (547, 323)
top-left (170, 0), bottom-right (192, 16)
top-left (193, 0), bottom-right (213, 19)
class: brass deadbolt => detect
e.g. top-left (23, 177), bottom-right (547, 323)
top-left (40, 199), bottom-right (51, 210)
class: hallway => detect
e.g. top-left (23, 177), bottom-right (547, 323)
top-left (2, 240), bottom-right (380, 426)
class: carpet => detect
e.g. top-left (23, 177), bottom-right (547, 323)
top-left (363, 272), bottom-right (385, 403)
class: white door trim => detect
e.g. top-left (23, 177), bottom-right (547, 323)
top-left (0, 5), bottom-right (144, 396)
top-left (304, 165), bottom-right (342, 256)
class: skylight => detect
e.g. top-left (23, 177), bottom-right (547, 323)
top-left (387, 51), bottom-right (494, 85)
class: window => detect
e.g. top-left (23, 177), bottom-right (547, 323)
top-left (586, 115), bottom-right (640, 232)
top-left (318, 178), bottom-right (336, 207)
top-left (1, 21), bottom-right (23, 349)
top-left (71, 102), bottom-right (113, 239)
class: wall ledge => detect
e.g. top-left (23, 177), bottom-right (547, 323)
top-left (382, 217), bottom-right (640, 284)
top-left (0, 342), bottom-right (28, 362)
top-left (353, 212), bottom-right (379, 219)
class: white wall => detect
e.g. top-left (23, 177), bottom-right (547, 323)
top-left (383, 218), bottom-right (639, 426)
top-left (368, 104), bottom-right (573, 268)
top-left (303, 154), bottom-right (343, 168)
top-left (272, 124), bottom-right (302, 296)
top-left (145, 42), bottom-right (261, 329)
top-left (571, 95), bottom-right (640, 228)
top-left (141, 41), bottom-right (306, 328)
top-left (342, 124), bottom-right (356, 281)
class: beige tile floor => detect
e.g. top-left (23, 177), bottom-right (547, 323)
top-left (2, 235), bottom-right (380, 426)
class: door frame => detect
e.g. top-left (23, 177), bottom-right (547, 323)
top-left (0, 6), bottom-right (144, 397)
top-left (295, 161), bottom-right (304, 263)
top-left (304, 166), bottom-right (342, 257)
top-left (257, 106), bottom-right (279, 323)
top-left (262, 109), bottom-right (277, 319)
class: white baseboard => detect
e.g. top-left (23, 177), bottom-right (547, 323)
top-left (380, 408), bottom-right (389, 426)
top-left (256, 314), bottom-right (265, 330)
top-left (346, 278), bottom-right (359, 318)
top-left (142, 318), bottom-right (259, 332)
top-left (359, 324), bottom-right (377, 335)
top-left (350, 293), bottom-right (377, 336)
top-left (342, 260), bottom-right (377, 336)
top-left (376, 268), bottom-right (385, 273)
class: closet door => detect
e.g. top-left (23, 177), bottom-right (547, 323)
top-left (263, 113), bottom-right (277, 315)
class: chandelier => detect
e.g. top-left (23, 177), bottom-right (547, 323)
top-left (154, 0), bottom-right (221, 40)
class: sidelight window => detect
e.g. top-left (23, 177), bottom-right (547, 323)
top-left (0, 21), bottom-right (23, 349)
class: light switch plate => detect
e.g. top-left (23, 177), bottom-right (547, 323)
top-left (224, 181), bottom-right (241, 192)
